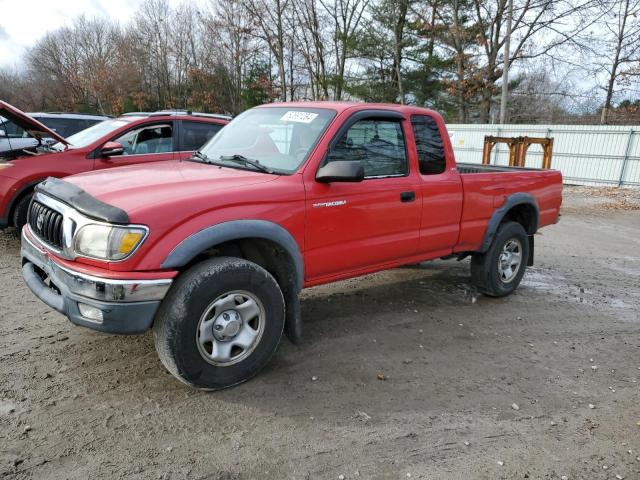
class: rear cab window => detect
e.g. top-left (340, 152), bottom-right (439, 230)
top-left (411, 115), bottom-right (446, 175)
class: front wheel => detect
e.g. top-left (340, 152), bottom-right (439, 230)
top-left (12, 193), bottom-right (33, 231)
top-left (470, 221), bottom-right (529, 297)
top-left (153, 256), bottom-right (285, 390)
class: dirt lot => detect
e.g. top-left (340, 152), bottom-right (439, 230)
top-left (1, 187), bottom-right (639, 480)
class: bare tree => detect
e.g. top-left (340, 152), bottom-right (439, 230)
top-left (73, 16), bottom-right (123, 113)
top-left (472, 0), bottom-right (600, 122)
top-left (207, 0), bottom-right (258, 113)
top-left (26, 16), bottom-right (127, 113)
top-left (595, 0), bottom-right (640, 123)
top-left (132, 0), bottom-right (174, 107)
top-left (293, 0), bottom-right (331, 99)
top-left (319, 0), bottom-right (370, 99)
top-left (370, 0), bottom-right (413, 102)
top-left (242, 0), bottom-right (292, 100)
top-left (428, 0), bottom-right (480, 122)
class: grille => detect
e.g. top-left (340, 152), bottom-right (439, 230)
top-left (29, 201), bottom-right (64, 249)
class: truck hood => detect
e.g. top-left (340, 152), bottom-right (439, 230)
top-left (0, 101), bottom-right (69, 145)
top-left (64, 160), bottom-right (279, 219)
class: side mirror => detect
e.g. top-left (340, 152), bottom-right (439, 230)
top-left (100, 141), bottom-right (124, 157)
top-left (316, 160), bottom-right (364, 183)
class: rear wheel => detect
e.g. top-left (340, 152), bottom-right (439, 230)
top-left (471, 221), bottom-right (529, 297)
top-left (153, 256), bottom-right (285, 390)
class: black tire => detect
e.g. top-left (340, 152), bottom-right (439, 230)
top-left (12, 193), bottom-right (32, 231)
top-left (470, 221), bottom-right (529, 297)
top-left (153, 256), bottom-right (285, 390)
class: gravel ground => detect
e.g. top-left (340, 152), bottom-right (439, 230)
top-left (1, 187), bottom-right (639, 480)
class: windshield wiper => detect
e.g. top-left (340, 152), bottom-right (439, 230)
top-left (219, 154), bottom-right (275, 174)
top-left (190, 150), bottom-right (211, 163)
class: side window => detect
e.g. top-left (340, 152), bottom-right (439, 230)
top-left (2, 120), bottom-right (25, 138)
top-left (411, 115), bottom-right (446, 175)
top-left (114, 124), bottom-right (173, 155)
top-left (181, 121), bottom-right (222, 151)
top-left (327, 119), bottom-right (408, 178)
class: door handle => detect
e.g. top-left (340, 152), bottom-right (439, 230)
top-left (400, 191), bottom-right (416, 203)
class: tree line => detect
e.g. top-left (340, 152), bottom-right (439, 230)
top-left (0, 0), bottom-right (639, 124)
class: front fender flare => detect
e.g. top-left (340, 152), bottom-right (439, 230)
top-left (160, 220), bottom-right (304, 292)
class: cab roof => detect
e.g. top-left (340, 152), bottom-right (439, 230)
top-left (257, 101), bottom-right (439, 117)
top-left (120, 110), bottom-right (232, 121)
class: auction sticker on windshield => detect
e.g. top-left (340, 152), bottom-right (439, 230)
top-left (280, 111), bottom-right (319, 124)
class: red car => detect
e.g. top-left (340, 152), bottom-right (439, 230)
top-left (0, 101), bottom-right (229, 230)
top-left (21, 102), bottom-right (563, 390)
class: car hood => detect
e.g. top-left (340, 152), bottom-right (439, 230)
top-left (0, 101), bottom-right (69, 145)
top-left (64, 160), bottom-right (279, 219)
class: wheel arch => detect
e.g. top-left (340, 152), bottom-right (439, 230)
top-left (7, 178), bottom-right (47, 227)
top-left (161, 220), bottom-right (305, 343)
top-left (480, 193), bottom-right (539, 253)
top-left (161, 220), bottom-right (303, 289)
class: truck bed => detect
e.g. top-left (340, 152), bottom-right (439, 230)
top-left (454, 163), bottom-right (563, 253)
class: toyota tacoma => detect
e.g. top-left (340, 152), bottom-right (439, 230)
top-left (20, 102), bottom-right (563, 390)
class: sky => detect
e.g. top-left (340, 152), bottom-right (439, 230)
top-left (0, 0), bottom-right (183, 69)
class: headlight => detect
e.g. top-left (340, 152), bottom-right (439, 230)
top-left (0, 163), bottom-right (13, 170)
top-left (74, 224), bottom-right (147, 260)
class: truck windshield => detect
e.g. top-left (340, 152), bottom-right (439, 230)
top-left (50, 119), bottom-right (132, 151)
top-left (198, 107), bottom-right (335, 174)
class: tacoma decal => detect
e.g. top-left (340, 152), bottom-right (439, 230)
top-left (312, 200), bottom-right (347, 208)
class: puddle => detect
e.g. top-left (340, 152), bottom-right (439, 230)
top-left (600, 259), bottom-right (640, 277)
top-left (521, 269), bottom-right (636, 312)
top-left (521, 269), bottom-right (563, 291)
top-left (0, 399), bottom-right (17, 415)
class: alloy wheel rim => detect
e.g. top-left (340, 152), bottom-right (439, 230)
top-left (497, 238), bottom-right (523, 283)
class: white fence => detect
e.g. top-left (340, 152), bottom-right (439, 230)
top-left (447, 124), bottom-right (640, 187)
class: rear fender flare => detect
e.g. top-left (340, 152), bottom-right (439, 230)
top-left (479, 193), bottom-right (539, 253)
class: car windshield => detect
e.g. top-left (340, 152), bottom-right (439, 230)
top-left (51, 118), bottom-right (131, 150)
top-left (37, 117), bottom-right (104, 137)
top-left (198, 107), bottom-right (335, 174)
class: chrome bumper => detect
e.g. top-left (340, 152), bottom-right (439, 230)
top-left (21, 229), bottom-right (172, 303)
top-left (21, 228), bottom-right (173, 334)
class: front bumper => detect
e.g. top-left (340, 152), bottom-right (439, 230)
top-left (21, 229), bottom-right (173, 334)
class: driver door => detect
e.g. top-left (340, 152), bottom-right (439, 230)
top-left (94, 122), bottom-right (175, 169)
top-left (304, 113), bottom-right (422, 281)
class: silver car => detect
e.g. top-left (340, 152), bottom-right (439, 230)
top-left (0, 111), bottom-right (110, 159)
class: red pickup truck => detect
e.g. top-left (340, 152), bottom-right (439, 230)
top-left (0, 101), bottom-right (229, 230)
top-left (20, 102), bottom-right (562, 390)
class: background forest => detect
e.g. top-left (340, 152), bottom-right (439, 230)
top-left (1, 0), bottom-right (639, 124)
